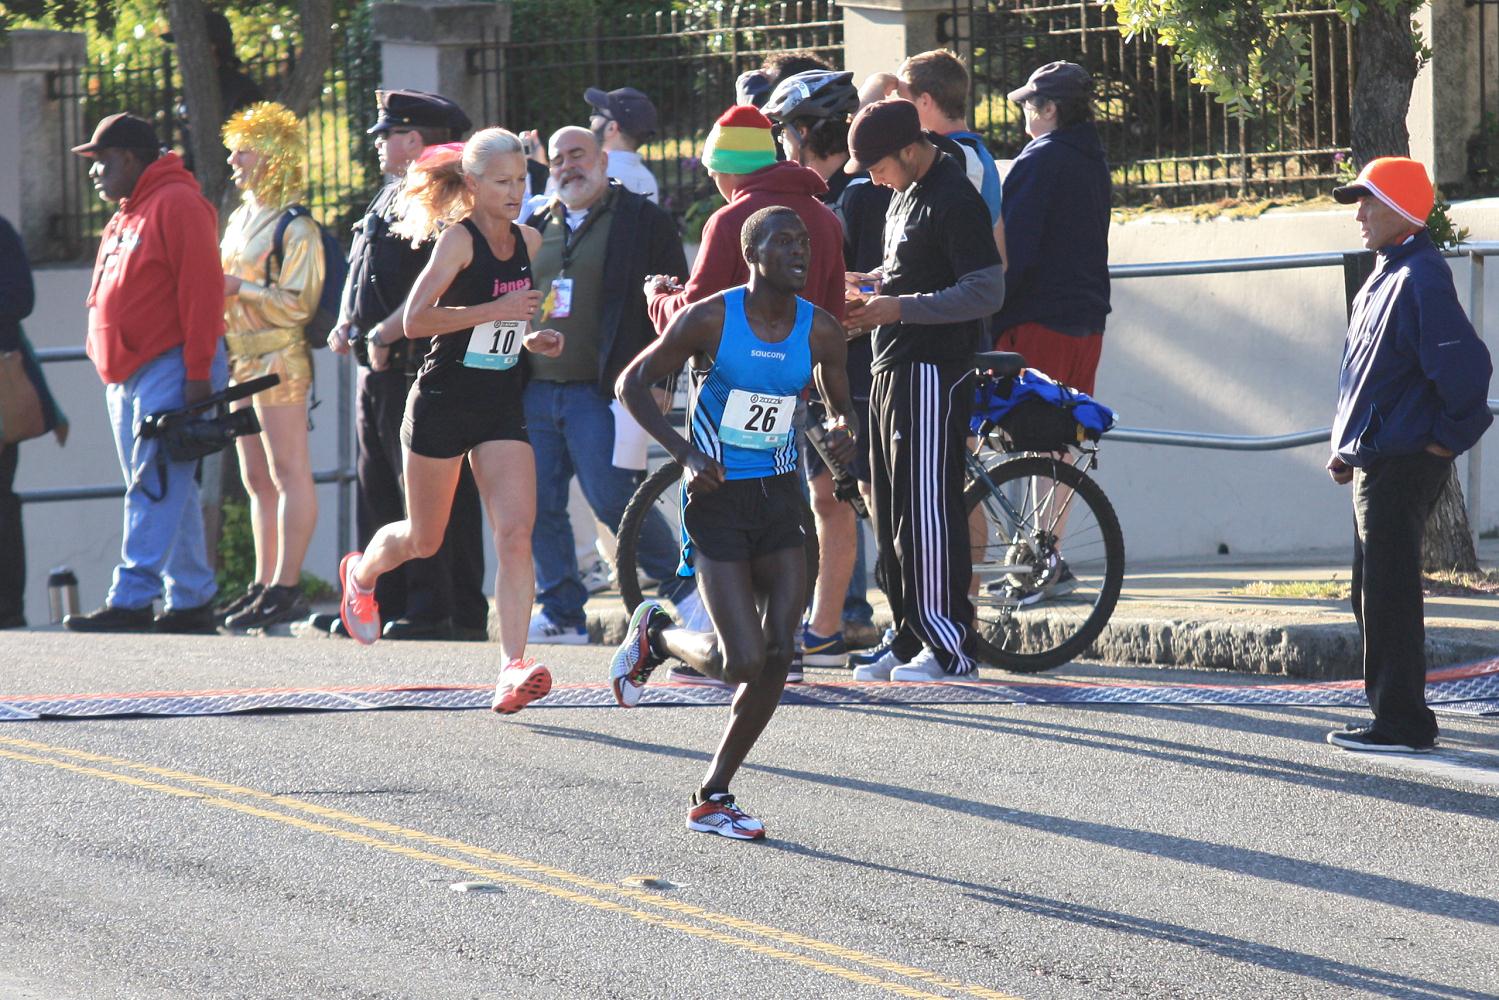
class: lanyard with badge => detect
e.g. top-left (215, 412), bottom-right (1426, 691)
top-left (539, 198), bottom-right (609, 322)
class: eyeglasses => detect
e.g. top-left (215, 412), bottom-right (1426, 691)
top-left (589, 112), bottom-right (615, 125)
top-left (374, 128), bottom-right (418, 144)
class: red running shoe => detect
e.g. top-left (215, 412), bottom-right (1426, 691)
top-left (491, 657), bottom-right (553, 715)
top-left (339, 552), bottom-right (381, 646)
top-left (686, 792), bottom-right (766, 840)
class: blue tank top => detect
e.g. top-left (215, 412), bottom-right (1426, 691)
top-left (689, 286), bottom-right (814, 480)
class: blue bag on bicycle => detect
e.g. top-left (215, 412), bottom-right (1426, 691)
top-left (972, 369), bottom-right (1116, 451)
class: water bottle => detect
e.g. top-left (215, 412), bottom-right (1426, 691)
top-left (804, 421), bottom-right (869, 519)
top-left (47, 567), bottom-right (79, 624)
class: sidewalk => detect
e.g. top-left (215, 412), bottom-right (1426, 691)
top-left (577, 540), bottom-right (1499, 680)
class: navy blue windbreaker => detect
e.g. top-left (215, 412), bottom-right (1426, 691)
top-left (1331, 230), bottom-right (1492, 467)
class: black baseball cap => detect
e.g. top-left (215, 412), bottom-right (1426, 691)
top-left (1008, 61), bottom-right (1092, 104)
top-left (584, 87), bottom-right (659, 141)
top-left (72, 113), bottom-right (161, 157)
top-left (368, 89), bottom-right (472, 137)
top-left (845, 98), bottom-right (922, 173)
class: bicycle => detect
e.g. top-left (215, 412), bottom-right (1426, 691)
top-left (613, 350), bottom-right (1124, 674)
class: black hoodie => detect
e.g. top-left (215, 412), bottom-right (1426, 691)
top-left (995, 122), bottom-right (1111, 335)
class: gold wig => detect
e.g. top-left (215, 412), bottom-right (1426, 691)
top-left (222, 101), bottom-right (307, 209)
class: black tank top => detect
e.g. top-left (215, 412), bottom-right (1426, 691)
top-left (415, 218), bottom-right (534, 403)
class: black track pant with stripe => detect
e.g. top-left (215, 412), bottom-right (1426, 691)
top-left (869, 360), bottom-right (976, 674)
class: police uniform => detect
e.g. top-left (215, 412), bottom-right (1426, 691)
top-left (344, 89), bottom-right (488, 639)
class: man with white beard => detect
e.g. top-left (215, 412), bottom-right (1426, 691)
top-left (521, 127), bottom-right (698, 643)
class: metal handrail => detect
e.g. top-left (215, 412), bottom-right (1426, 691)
top-left (1107, 401), bottom-right (1499, 451)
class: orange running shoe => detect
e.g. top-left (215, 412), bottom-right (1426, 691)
top-left (339, 551), bottom-right (381, 645)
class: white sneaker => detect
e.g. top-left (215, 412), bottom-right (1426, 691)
top-left (891, 648), bottom-right (976, 682)
top-left (673, 589), bottom-right (713, 633)
top-left (579, 560), bottom-right (612, 595)
top-left (527, 611), bottom-right (589, 645)
top-left (852, 647), bottom-right (908, 681)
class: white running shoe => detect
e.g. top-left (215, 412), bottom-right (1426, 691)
top-left (491, 657), bottom-right (553, 714)
top-left (890, 648), bottom-right (976, 682)
top-left (527, 610), bottom-right (589, 645)
top-left (338, 551), bottom-right (381, 646)
top-left (852, 647), bottom-right (909, 681)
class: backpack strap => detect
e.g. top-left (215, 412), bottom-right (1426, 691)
top-left (265, 204), bottom-right (312, 285)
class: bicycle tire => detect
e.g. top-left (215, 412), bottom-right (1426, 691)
top-left (965, 455), bottom-right (1125, 672)
top-left (615, 461), bottom-right (819, 615)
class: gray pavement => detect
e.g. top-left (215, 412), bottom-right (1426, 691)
top-left (2, 630), bottom-right (1497, 999)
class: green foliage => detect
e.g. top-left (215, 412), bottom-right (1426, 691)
top-left (216, 499), bottom-right (335, 602)
top-left (1112, 0), bottom-right (1426, 121)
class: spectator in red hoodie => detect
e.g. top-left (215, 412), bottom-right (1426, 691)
top-left (64, 113), bottom-right (229, 634)
top-left (646, 105), bottom-right (844, 335)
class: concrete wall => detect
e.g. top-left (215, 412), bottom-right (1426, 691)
top-left (15, 266), bottom-right (350, 620)
top-left (1096, 197), bottom-right (1499, 563)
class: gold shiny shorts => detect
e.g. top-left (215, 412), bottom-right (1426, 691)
top-left (229, 338), bottom-right (313, 407)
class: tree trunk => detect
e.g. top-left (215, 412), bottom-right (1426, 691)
top-left (274, 0), bottom-right (336, 117)
top-left (166, 0), bottom-right (228, 209)
top-left (1350, 0), bottom-right (1480, 572)
top-left (1422, 466), bottom-right (1480, 572)
top-left (1349, 0), bottom-right (1418, 166)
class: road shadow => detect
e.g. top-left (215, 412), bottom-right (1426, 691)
top-left (764, 839), bottom-right (1489, 1000)
top-left (522, 721), bottom-right (1499, 928)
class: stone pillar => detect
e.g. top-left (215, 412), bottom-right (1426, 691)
top-left (840, 0), bottom-right (965, 89)
top-left (0, 30), bottom-right (88, 261)
top-left (1408, 0), bottom-right (1476, 187)
top-left (370, 0), bottom-right (509, 131)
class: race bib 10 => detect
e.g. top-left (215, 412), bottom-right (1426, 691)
top-left (719, 390), bottom-right (796, 450)
top-left (463, 320), bottom-right (525, 370)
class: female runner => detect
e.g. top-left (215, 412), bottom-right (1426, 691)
top-left (339, 128), bottom-right (563, 715)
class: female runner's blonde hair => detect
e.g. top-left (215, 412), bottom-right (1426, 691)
top-left (394, 127), bottom-right (526, 246)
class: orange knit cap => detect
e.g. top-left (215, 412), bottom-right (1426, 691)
top-left (1332, 156), bottom-right (1434, 227)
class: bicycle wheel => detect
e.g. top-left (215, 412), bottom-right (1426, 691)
top-left (615, 462), bottom-right (820, 615)
top-left (965, 455), bottom-right (1124, 672)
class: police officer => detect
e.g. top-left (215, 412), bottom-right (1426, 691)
top-left (324, 90), bottom-right (489, 640)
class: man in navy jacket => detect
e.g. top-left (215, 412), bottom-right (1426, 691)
top-left (1325, 157), bottom-right (1492, 754)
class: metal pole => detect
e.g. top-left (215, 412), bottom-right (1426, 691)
top-left (1468, 251), bottom-right (1487, 549)
top-left (336, 353), bottom-right (353, 566)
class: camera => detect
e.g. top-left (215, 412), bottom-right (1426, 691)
top-left (138, 373), bottom-right (281, 462)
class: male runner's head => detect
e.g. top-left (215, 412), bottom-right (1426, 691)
top-left (741, 205), bottom-right (810, 294)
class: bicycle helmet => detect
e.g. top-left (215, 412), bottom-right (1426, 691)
top-left (736, 70), bottom-right (773, 109)
top-left (763, 70), bottom-right (859, 123)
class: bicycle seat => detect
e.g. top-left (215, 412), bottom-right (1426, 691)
top-left (972, 351), bottom-right (1025, 377)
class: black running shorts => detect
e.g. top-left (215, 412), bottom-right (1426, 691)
top-left (400, 384), bottom-right (529, 459)
top-left (683, 471), bottom-right (808, 563)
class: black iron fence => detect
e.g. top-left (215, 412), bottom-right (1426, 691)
top-left (46, 26), bottom-right (381, 262)
top-left (946, 0), bottom-right (1356, 205)
top-left (466, 0), bottom-right (843, 231)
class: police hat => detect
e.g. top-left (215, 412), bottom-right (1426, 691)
top-left (368, 90), bottom-right (472, 137)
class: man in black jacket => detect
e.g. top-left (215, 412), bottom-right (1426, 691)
top-left (523, 127), bottom-right (692, 643)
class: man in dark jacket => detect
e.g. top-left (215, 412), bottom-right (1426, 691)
top-left (994, 61), bottom-right (1111, 395)
top-left (1325, 157), bottom-right (1492, 754)
top-left (522, 127), bottom-right (693, 643)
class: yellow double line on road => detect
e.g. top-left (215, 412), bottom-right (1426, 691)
top-left (0, 735), bottom-right (1020, 1000)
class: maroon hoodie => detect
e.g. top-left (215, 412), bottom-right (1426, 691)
top-left (87, 152), bottom-right (224, 384)
top-left (648, 161), bottom-right (846, 333)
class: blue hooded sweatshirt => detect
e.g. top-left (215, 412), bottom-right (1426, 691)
top-left (994, 122), bottom-right (1111, 336)
top-left (1331, 230), bottom-right (1492, 467)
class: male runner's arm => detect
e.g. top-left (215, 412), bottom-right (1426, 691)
top-left (808, 308), bottom-right (859, 470)
top-left (404, 224), bottom-right (546, 339)
top-left (616, 297), bottom-right (729, 494)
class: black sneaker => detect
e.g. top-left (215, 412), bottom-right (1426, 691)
top-left (215, 583), bottom-right (264, 621)
top-left (451, 623), bottom-right (490, 642)
top-left (225, 584), bottom-right (311, 631)
top-left (1326, 728), bottom-right (1435, 754)
top-left (382, 617), bottom-right (452, 641)
top-left (155, 601), bottom-right (218, 634)
top-left (64, 604), bottom-right (155, 633)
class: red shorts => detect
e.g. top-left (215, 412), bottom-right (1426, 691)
top-left (995, 322), bottom-right (1104, 394)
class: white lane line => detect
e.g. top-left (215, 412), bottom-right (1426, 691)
top-left (1358, 747), bottom-right (1499, 788)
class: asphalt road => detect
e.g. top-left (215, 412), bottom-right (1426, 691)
top-left (2, 630), bottom-right (1497, 1000)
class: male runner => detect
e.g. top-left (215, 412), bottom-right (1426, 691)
top-left (610, 206), bottom-right (857, 840)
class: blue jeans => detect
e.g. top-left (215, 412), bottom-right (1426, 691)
top-left (844, 519), bottom-right (875, 625)
top-left (105, 345), bottom-right (228, 611)
top-left (525, 381), bottom-right (687, 627)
